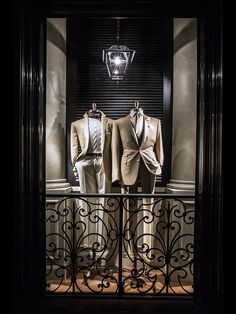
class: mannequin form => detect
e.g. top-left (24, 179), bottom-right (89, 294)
top-left (112, 100), bottom-right (164, 190)
top-left (87, 102), bottom-right (102, 119)
top-left (71, 103), bottom-right (113, 251)
top-left (71, 103), bottom-right (113, 193)
top-left (112, 101), bottom-right (164, 268)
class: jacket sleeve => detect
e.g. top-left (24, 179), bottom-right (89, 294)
top-left (155, 119), bottom-right (164, 166)
top-left (111, 121), bottom-right (121, 182)
top-left (70, 122), bottom-right (79, 166)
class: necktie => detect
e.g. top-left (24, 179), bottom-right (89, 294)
top-left (135, 112), bottom-right (143, 139)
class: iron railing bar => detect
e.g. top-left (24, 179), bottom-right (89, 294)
top-left (45, 193), bottom-right (195, 198)
top-left (118, 195), bottom-right (123, 296)
top-left (166, 201), bottom-right (170, 294)
top-left (72, 200), bottom-right (76, 293)
top-left (45, 194), bottom-right (195, 295)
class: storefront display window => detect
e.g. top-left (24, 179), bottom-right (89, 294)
top-left (45, 17), bottom-right (196, 295)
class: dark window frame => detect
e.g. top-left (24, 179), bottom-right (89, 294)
top-left (13, 1), bottom-right (223, 314)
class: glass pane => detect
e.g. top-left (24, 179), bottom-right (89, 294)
top-left (45, 17), bottom-right (196, 295)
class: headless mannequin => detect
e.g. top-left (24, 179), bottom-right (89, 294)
top-left (112, 101), bottom-right (164, 275)
top-left (71, 103), bottom-right (113, 275)
top-left (74, 103), bottom-right (108, 194)
top-left (126, 101), bottom-right (156, 194)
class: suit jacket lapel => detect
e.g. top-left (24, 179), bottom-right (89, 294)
top-left (83, 113), bottom-right (89, 154)
top-left (128, 115), bottom-right (139, 145)
top-left (140, 115), bottom-right (151, 147)
top-left (101, 111), bottom-right (106, 152)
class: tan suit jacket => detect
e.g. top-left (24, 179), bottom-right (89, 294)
top-left (112, 114), bottom-right (164, 186)
top-left (71, 111), bottom-right (113, 182)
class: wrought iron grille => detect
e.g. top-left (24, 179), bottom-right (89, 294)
top-left (45, 193), bottom-right (194, 295)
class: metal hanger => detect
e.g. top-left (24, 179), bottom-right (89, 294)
top-left (132, 101), bottom-right (143, 116)
top-left (88, 103), bottom-right (101, 118)
top-left (134, 101), bottom-right (140, 111)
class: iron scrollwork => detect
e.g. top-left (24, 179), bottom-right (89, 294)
top-left (46, 194), bottom-right (194, 295)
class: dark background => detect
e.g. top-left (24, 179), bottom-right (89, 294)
top-left (66, 17), bottom-right (173, 186)
top-left (13, 0), bottom-right (223, 313)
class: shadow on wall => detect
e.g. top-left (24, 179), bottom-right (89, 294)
top-left (47, 107), bottom-right (66, 180)
top-left (174, 19), bottom-right (197, 54)
top-left (172, 148), bottom-right (195, 181)
top-left (47, 20), bottom-right (66, 54)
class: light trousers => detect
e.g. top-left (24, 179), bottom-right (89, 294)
top-left (75, 155), bottom-right (111, 250)
top-left (123, 159), bottom-right (156, 264)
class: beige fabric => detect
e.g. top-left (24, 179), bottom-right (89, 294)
top-left (135, 114), bottom-right (144, 139)
top-left (74, 156), bottom-right (111, 248)
top-left (71, 111), bottom-right (113, 182)
top-left (130, 108), bottom-right (144, 140)
top-left (112, 114), bottom-right (164, 186)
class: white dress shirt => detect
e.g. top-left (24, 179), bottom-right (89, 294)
top-left (87, 117), bottom-right (102, 153)
top-left (130, 108), bottom-right (144, 139)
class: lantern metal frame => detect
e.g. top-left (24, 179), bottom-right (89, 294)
top-left (102, 20), bottom-right (136, 80)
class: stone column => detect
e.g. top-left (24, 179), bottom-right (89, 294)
top-left (166, 18), bottom-right (197, 194)
top-left (46, 18), bottom-right (71, 193)
top-left (165, 20), bottom-right (197, 287)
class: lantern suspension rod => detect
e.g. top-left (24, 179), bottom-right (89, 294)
top-left (116, 19), bottom-right (120, 43)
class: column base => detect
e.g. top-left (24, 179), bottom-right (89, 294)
top-left (166, 179), bottom-right (195, 194)
top-left (46, 179), bottom-right (72, 194)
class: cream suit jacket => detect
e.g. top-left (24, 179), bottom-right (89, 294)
top-left (71, 111), bottom-right (113, 182)
top-left (112, 114), bottom-right (164, 186)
